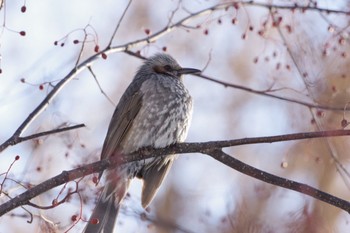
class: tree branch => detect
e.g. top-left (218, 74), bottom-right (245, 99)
top-left (106, 0), bottom-right (133, 48)
top-left (124, 50), bottom-right (348, 112)
top-left (205, 149), bottom-right (350, 213)
top-left (1, 129), bottom-right (350, 216)
top-left (196, 74), bottom-right (346, 111)
top-left (0, 124), bottom-right (85, 152)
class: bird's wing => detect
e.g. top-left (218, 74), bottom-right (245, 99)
top-left (99, 86), bottom-right (143, 173)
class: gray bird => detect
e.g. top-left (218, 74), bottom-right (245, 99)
top-left (84, 53), bottom-right (200, 233)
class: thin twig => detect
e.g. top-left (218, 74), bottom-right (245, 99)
top-left (250, 1), bottom-right (350, 15)
top-left (197, 74), bottom-right (345, 111)
top-left (74, 30), bottom-right (88, 68)
top-left (0, 124), bottom-right (85, 152)
top-left (107, 0), bottom-right (133, 48)
top-left (0, 190), bottom-right (34, 223)
top-left (87, 66), bottom-right (115, 106)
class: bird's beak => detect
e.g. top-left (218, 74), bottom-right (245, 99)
top-left (177, 67), bottom-right (201, 75)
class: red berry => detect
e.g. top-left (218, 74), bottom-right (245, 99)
top-left (21, 6), bottom-right (26, 13)
top-left (71, 215), bottom-right (78, 222)
top-left (73, 40), bottom-right (79, 44)
top-left (339, 37), bottom-right (346, 45)
top-left (258, 30), bottom-right (265, 36)
top-left (316, 110), bottom-right (324, 117)
top-left (39, 84), bottom-right (44, 90)
top-left (328, 25), bottom-right (335, 33)
top-left (15, 155), bottom-right (20, 160)
top-left (54, 41), bottom-right (58, 46)
top-left (285, 25), bottom-right (292, 33)
top-left (341, 119), bottom-right (348, 128)
top-left (144, 29), bottom-right (150, 35)
top-left (101, 53), bottom-right (107, 59)
top-left (94, 45), bottom-right (99, 53)
top-left (232, 18), bottom-right (238, 25)
top-left (19, 31), bottom-right (26, 36)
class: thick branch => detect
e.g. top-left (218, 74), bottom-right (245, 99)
top-left (205, 149), bottom-right (350, 213)
top-left (1, 129), bottom-right (350, 216)
top-left (0, 159), bottom-right (109, 216)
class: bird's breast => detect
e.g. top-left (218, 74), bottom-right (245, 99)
top-left (121, 77), bottom-right (193, 153)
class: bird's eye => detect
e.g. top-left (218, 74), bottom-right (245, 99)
top-left (163, 65), bottom-right (172, 71)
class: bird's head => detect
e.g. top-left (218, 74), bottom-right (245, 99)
top-left (141, 53), bottom-right (201, 79)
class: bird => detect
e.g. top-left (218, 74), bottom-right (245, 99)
top-left (83, 53), bottom-right (200, 233)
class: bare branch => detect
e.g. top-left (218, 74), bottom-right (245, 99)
top-left (196, 74), bottom-right (345, 111)
top-left (107, 0), bottom-right (133, 47)
top-left (1, 129), bottom-right (350, 216)
top-left (87, 66), bottom-right (115, 106)
top-left (250, 1), bottom-right (350, 15)
top-left (0, 124), bottom-right (85, 152)
top-left (205, 149), bottom-right (350, 213)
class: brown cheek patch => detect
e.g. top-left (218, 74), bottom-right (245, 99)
top-left (153, 65), bottom-right (165, 74)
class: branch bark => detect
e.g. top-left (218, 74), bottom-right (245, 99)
top-left (1, 130), bottom-right (350, 216)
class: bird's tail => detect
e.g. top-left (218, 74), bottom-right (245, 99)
top-left (83, 173), bottom-right (130, 233)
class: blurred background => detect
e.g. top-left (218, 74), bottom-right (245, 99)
top-left (1, 0), bottom-right (350, 232)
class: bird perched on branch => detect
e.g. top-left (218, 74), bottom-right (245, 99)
top-left (84, 53), bottom-right (200, 233)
